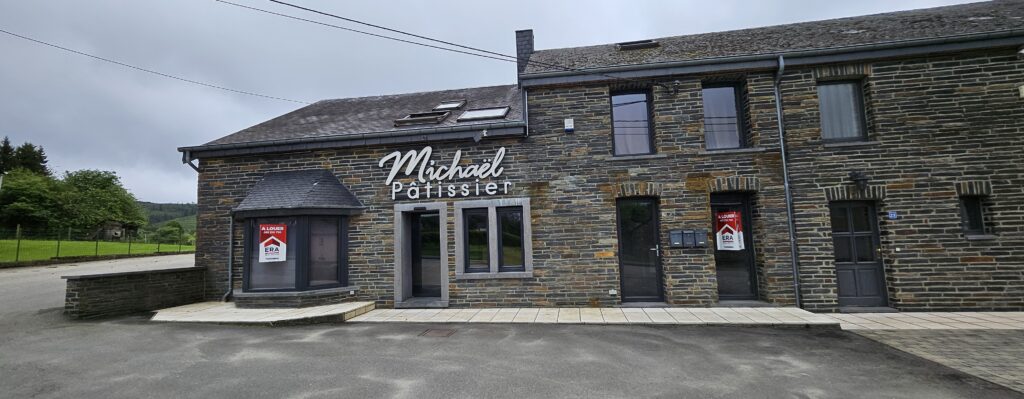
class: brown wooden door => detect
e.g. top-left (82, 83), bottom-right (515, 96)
top-left (830, 201), bottom-right (888, 307)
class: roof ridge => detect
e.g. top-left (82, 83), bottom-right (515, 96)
top-left (532, 1), bottom-right (1005, 54)
top-left (312, 83), bottom-right (517, 105)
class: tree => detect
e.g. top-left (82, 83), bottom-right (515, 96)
top-left (59, 170), bottom-right (146, 231)
top-left (0, 169), bottom-right (62, 229)
top-left (156, 220), bottom-right (185, 244)
top-left (13, 143), bottom-right (49, 176)
top-left (0, 137), bottom-right (14, 174)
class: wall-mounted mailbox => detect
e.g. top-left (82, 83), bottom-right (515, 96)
top-left (670, 229), bottom-right (708, 249)
top-left (682, 230), bottom-right (696, 248)
top-left (669, 230), bottom-right (684, 248)
top-left (694, 229), bottom-right (708, 247)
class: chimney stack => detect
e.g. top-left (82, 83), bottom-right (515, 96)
top-left (515, 29), bottom-right (534, 75)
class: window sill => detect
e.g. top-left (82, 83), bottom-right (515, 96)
top-left (699, 147), bottom-right (768, 155)
top-left (822, 140), bottom-right (879, 149)
top-left (603, 153), bottom-right (668, 162)
top-left (456, 271), bottom-right (533, 280)
top-left (965, 234), bottom-right (998, 241)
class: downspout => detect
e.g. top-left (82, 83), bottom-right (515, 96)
top-left (222, 216), bottom-right (234, 302)
top-left (522, 88), bottom-right (530, 137)
top-left (182, 150), bottom-right (199, 172)
top-left (774, 55), bottom-right (802, 308)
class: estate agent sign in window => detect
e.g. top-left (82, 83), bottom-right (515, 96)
top-left (258, 223), bottom-right (287, 262)
top-left (715, 211), bottom-right (745, 251)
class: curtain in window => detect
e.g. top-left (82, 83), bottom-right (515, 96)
top-left (702, 86), bottom-right (741, 149)
top-left (612, 93), bottom-right (653, 155)
top-left (818, 82), bottom-right (866, 141)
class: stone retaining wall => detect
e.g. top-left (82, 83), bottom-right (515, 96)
top-left (232, 286), bottom-right (359, 308)
top-left (63, 267), bottom-right (205, 319)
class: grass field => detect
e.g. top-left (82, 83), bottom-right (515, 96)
top-left (0, 239), bottom-right (195, 263)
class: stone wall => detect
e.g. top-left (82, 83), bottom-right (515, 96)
top-left (232, 286), bottom-right (359, 308)
top-left (63, 267), bottom-right (205, 319)
top-left (783, 49), bottom-right (1024, 311)
top-left (194, 46), bottom-right (1024, 312)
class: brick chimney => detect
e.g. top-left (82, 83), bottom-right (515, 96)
top-left (515, 29), bottom-right (534, 75)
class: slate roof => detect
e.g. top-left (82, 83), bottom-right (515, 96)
top-left (522, 1), bottom-right (1024, 74)
top-left (201, 84), bottom-right (522, 148)
top-left (233, 169), bottom-right (364, 215)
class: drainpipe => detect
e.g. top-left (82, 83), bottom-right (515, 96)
top-left (774, 55), bottom-right (802, 308)
top-left (222, 217), bottom-right (234, 302)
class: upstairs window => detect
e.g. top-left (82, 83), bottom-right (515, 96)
top-left (702, 84), bottom-right (746, 150)
top-left (818, 80), bottom-right (867, 142)
top-left (611, 91), bottom-right (654, 156)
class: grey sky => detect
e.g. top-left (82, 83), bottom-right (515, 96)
top-left (0, 0), bottom-right (977, 203)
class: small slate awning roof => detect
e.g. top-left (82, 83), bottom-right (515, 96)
top-left (233, 169), bottom-right (364, 219)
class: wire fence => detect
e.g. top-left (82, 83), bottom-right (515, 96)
top-left (0, 225), bottom-right (196, 264)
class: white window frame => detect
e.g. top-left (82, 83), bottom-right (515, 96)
top-left (454, 197), bottom-right (533, 279)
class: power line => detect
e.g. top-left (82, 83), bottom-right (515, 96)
top-left (213, 0), bottom-right (515, 64)
top-left (0, 27), bottom-right (311, 105)
top-left (251, 0), bottom-right (675, 92)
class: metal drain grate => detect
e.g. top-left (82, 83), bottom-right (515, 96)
top-left (419, 328), bottom-right (457, 337)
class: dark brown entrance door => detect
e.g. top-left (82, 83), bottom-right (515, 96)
top-left (711, 194), bottom-right (757, 299)
top-left (830, 201), bottom-right (887, 307)
top-left (411, 212), bottom-right (441, 298)
top-left (616, 198), bottom-right (663, 302)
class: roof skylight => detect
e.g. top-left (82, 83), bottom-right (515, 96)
top-left (434, 100), bottom-right (466, 111)
top-left (457, 106), bottom-right (509, 122)
top-left (394, 111), bottom-right (450, 127)
top-left (616, 39), bottom-right (660, 51)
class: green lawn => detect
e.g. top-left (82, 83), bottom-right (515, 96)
top-left (0, 239), bottom-right (195, 263)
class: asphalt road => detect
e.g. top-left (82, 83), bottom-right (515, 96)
top-left (0, 256), bottom-right (1020, 399)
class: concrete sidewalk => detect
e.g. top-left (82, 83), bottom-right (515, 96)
top-left (350, 307), bottom-right (839, 327)
top-left (831, 312), bottom-right (1024, 330)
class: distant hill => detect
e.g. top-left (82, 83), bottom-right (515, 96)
top-left (139, 202), bottom-right (197, 227)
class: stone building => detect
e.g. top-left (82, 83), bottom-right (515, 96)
top-left (181, 1), bottom-right (1024, 312)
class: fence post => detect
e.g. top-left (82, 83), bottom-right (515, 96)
top-left (157, 241), bottom-right (161, 253)
top-left (95, 236), bottom-right (99, 256)
top-left (14, 224), bottom-right (21, 262)
top-left (127, 233), bottom-right (132, 255)
top-left (178, 236), bottom-right (183, 253)
top-left (56, 231), bottom-right (62, 259)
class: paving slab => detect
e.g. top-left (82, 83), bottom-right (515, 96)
top-left (151, 301), bottom-right (375, 326)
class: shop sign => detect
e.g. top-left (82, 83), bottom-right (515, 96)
top-left (715, 211), bottom-right (745, 251)
top-left (378, 146), bottom-right (512, 200)
top-left (258, 224), bottom-right (287, 262)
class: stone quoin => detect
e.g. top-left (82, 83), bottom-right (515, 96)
top-left (180, 1), bottom-right (1024, 312)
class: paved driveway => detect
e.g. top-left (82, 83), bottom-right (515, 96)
top-left (0, 257), bottom-right (1021, 398)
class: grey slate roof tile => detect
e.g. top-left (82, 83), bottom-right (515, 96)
top-left (204, 84), bottom-right (522, 147)
top-left (522, 1), bottom-right (1024, 74)
top-left (234, 169), bottom-right (364, 213)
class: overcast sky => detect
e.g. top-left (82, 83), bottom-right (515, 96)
top-left (0, 0), bottom-right (977, 203)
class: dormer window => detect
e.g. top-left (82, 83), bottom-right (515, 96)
top-left (434, 100), bottom-right (466, 111)
top-left (616, 39), bottom-right (659, 51)
top-left (457, 106), bottom-right (510, 122)
top-left (394, 111), bottom-right (450, 126)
